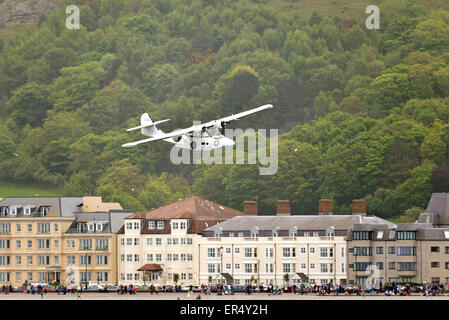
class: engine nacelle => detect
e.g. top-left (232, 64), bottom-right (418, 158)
top-left (213, 120), bottom-right (223, 129)
top-left (173, 136), bottom-right (182, 142)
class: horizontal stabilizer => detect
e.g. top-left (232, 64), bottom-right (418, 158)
top-left (126, 119), bottom-right (170, 132)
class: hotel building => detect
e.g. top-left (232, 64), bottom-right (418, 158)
top-left (199, 199), bottom-right (394, 286)
top-left (116, 196), bottom-right (243, 286)
top-left (347, 193), bottom-right (449, 286)
top-left (0, 196), bottom-right (132, 287)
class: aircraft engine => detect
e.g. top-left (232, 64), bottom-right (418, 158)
top-left (173, 136), bottom-right (182, 142)
top-left (213, 120), bottom-right (226, 134)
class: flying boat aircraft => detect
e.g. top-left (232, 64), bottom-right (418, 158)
top-left (122, 104), bottom-right (273, 151)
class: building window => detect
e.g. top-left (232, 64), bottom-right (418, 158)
top-left (54, 224), bottom-right (59, 232)
top-left (320, 263), bottom-right (328, 273)
top-left (265, 247), bottom-right (273, 258)
top-left (208, 264), bottom-right (216, 273)
top-left (376, 247), bottom-right (384, 254)
top-left (431, 277), bottom-right (440, 283)
top-left (147, 254), bottom-right (153, 262)
top-left (133, 222), bottom-right (140, 230)
top-left (37, 223), bottom-right (50, 234)
top-left (80, 255), bottom-right (92, 266)
top-left (431, 247), bottom-right (440, 253)
top-left (172, 222), bottom-right (178, 230)
top-left (27, 224), bottom-right (32, 232)
top-left (126, 222), bottom-right (132, 230)
top-left (397, 231), bottom-right (416, 240)
top-left (226, 247), bottom-right (231, 254)
top-left (376, 262), bottom-right (384, 270)
top-left (320, 247), bottom-right (328, 257)
top-left (16, 240), bottom-right (21, 249)
top-left (16, 224), bottom-right (21, 232)
top-left (354, 262), bottom-right (369, 271)
top-left (282, 263), bottom-right (291, 273)
top-left (187, 238), bottom-right (192, 245)
top-left (265, 263), bottom-right (273, 273)
top-left (235, 248), bottom-right (240, 254)
top-left (353, 231), bottom-right (372, 240)
top-left (79, 239), bottom-right (92, 250)
top-left (341, 263), bottom-right (345, 273)
top-left (397, 246), bottom-right (416, 256)
top-left (388, 262), bottom-right (395, 270)
top-left (235, 264), bottom-right (240, 270)
top-left (134, 238), bottom-right (139, 246)
top-left (310, 247), bottom-right (315, 254)
top-left (313, 232), bottom-right (319, 237)
top-left (388, 247), bottom-right (395, 254)
top-left (27, 272), bottom-right (33, 281)
top-left (126, 238), bottom-right (132, 246)
top-left (341, 247), bottom-right (345, 257)
top-left (431, 262), bottom-right (440, 268)
top-left (156, 254), bottom-right (161, 261)
top-left (16, 256), bottom-right (21, 265)
top-left (27, 256), bottom-right (33, 265)
top-left (157, 221), bottom-right (164, 229)
top-left (354, 247), bottom-right (371, 256)
top-left (208, 248), bottom-right (216, 258)
top-left (156, 238), bottom-right (162, 246)
top-left (96, 239), bottom-right (108, 250)
top-left (148, 221), bottom-right (155, 229)
top-left (147, 238), bottom-right (153, 246)
top-left (173, 238), bottom-right (178, 245)
top-left (310, 263), bottom-right (315, 269)
top-left (301, 247), bottom-right (306, 254)
top-left (397, 262), bottom-right (415, 271)
top-left (126, 254), bottom-right (132, 262)
top-left (16, 272), bottom-right (21, 282)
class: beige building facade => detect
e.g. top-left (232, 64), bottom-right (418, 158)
top-left (199, 199), bottom-right (394, 287)
top-left (0, 196), bottom-right (131, 287)
top-left (347, 193), bottom-right (449, 286)
top-left (117, 196), bottom-right (243, 286)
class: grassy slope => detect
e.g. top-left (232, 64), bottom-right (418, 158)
top-left (0, 183), bottom-right (61, 197)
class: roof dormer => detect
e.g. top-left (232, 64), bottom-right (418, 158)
top-left (24, 205), bottom-right (36, 216)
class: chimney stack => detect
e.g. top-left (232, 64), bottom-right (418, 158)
top-left (318, 199), bottom-right (333, 215)
top-left (276, 200), bottom-right (291, 216)
top-left (243, 201), bottom-right (258, 216)
top-left (352, 200), bottom-right (366, 216)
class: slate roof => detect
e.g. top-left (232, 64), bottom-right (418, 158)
top-left (0, 197), bottom-right (82, 217)
top-left (423, 193), bottom-right (449, 225)
top-left (203, 215), bottom-right (395, 233)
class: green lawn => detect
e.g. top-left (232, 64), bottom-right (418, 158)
top-left (0, 184), bottom-right (61, 197)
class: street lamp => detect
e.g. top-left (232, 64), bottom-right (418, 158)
top-left (220, 247), bottom-right (223, 285)
top-left (354, 246), bottom-right (358, 286)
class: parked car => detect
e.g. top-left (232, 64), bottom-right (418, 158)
top-left (86, 284), bottom-right (104, 291)
top-left (106, 285), bottom-right (119, 292)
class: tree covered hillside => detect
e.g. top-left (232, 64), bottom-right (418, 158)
top-left (1, 0), bottom-right (449, 219)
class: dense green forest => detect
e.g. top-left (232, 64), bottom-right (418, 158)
top-left (1, 0), bottom-right (449, 220)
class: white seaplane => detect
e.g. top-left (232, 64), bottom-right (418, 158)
top-left (122, 104), bottom-right (273, 150)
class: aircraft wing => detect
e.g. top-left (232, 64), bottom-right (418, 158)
top-left (121, 126), bottom-right (201, 148)
top-left (202, 104), bottom-right (273, 127)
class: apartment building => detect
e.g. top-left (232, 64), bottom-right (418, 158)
top-left (0, 196), bottom-right (132, 287)
top-left (117, 196), bottom-right (243, 286)
top-left (347, 193), bottom-right (449, 286)
top-left (199, 199), bottom-right (394, 286)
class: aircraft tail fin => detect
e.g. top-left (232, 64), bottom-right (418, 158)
top-left (140, 113), bottom-right (165, 137)
top-left (126, 113), bottom-right (169, 137)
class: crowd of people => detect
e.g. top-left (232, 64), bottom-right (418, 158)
top-left (0, 281), bottom-right (447, 297)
